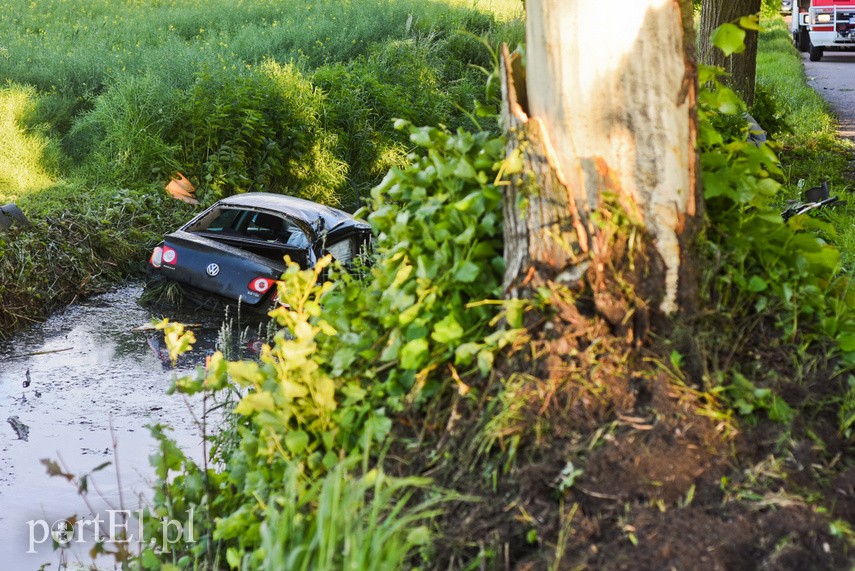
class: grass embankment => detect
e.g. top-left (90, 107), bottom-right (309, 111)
top-left (756, 15), bottom-right (855, 263)
top-left (0, 0), bottom-right (524, 337)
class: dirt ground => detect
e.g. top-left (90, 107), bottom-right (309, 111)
top-left (419, 309), bottom-right (855, 570)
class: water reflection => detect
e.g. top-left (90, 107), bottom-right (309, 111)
top-left (0, 282), bottom-right (269, 570)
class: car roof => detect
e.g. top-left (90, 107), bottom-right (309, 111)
top-left (217, 192), bottom-right (359, 231)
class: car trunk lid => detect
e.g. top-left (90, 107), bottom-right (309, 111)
top-left (159, 231), bottom-right (296, 306)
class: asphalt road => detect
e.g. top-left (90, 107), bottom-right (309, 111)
top-left (801, 47), bottom-right (855, 138)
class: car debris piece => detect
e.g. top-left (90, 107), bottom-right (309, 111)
top-left (781, 180), bottom-right (847, 221)
top-left (0, 203), bottom-right (30, 230)
top-left (803, 180), bottom-right (829, 202)
top-left (166, 172), bottom-right (199, 205)
top-left (146, 192), bottom-right (372, 309)
top-left (745, 113), bottom-right (767, 147)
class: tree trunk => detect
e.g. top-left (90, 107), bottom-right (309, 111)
top-left (501, 0), bottom-right (700, 332)
top-left (698, 0), bottom-right (761, 106)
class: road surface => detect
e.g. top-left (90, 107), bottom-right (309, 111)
top-left (802, 50), bottom-right (855, 138)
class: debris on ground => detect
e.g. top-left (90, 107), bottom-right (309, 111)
top-left (165, 172), bottom-right (199, 205)
top-left (746, 113), bottom-right (768, 147)
top-left (7, 416), bottom-right (29, 441)
top-left (0, 203), bottom-right (30, 230)
top-left (781, 180), bottom-right (847, 221)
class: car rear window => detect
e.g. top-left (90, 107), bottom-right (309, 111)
top-left (205, 208), bottom-right (242, 232)
top-left (188, 207), bottom-right (309, 245)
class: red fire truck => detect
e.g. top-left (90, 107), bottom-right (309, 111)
top-left (792, 0), bottom-right (855, 60)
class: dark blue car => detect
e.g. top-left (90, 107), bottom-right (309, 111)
top-left (147, 193), bottom-right (371, 308)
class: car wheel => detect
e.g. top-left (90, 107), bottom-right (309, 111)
top-left (798, 27), bottom-right (810, 52)
top-left (809, 43), bottom-right (823, 61)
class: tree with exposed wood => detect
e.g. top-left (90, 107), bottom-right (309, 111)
top-left (501, 0), bottom-right (701, 342)
top-left (699, 0), bottom-right (762, 105)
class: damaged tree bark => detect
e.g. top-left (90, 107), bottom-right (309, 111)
top-left (502, 0), bottom-right (701, 335)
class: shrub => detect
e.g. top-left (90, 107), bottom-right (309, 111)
top-left (68, 74), bottom-right (182, 187)
top-left (145, 122), bottom-right (512, 567)
top-left (173, 60), bottom-right (345, 204)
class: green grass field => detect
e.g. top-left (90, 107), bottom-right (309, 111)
top-left (0, 0), bottom-right (522, 208)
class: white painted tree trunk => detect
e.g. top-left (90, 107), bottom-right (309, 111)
top-left (503, 0), bottom-right (699, 320)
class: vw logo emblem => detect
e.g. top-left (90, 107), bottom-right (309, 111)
top-left (206, 263), bottom-right (220, 277)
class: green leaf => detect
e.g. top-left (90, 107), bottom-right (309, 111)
top-left (735, 398), bottom-right (754, 415)
top-left (400, 338), bottom-right (429, 369)
top-left (505, 299), bottom-right (526, 328)
top-left (410, 127), bottom-right (434, 147)
top-left (234, 392), bottom-right (275, 415)
top-left (768, 396), bottom-right (793, 424)
top-left (40, 459), bottom-right (74, 481)
top-left (739, 14), bottom-right (760, 31)
top-left (455, 342), bottom-right (482, 364)
top-left (365, 414), bottom-right (393, 443)
top-left (746, 275), bottom-right (768, 292)
top-left (712, 23), bottom-right (746, 56)
top-left (432, 314), bottom-right (464, 344)
top-left (226, 547), bottom-right (241, 569)
top-left (504, 147), bottom-right (524, 175)
top-left (477, 349), bottom-right (494, 376)
top-left (314, 377), bottom-right (337, 410)
top-left (407, 525), bottom-right (431, 546)
top-left (838, 333), bottom-right (855, 352)
top-left (284, 430), bottom-right (309, 455)
top-left (141, 549), bottom-right (160, 570)
top-left (453, 158), bottom-right (477, 180)
top-left (454, 261), bottom-right (480, 283)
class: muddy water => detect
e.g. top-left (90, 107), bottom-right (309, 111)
top-left (0, 283), bottom-right (264, 570)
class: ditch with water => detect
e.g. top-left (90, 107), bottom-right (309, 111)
top-left (0, 282), bottom-right (269, 570)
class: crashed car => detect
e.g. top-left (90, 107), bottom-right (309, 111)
top-left (147, 192), bottom-right (371, 308)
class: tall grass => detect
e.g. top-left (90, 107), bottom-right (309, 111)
top-left (257, 461), bottom-right (445, 571)
top-left (0, 0), bottom-right (521, 108)
top-left (0, 85), bottom-right (61, 202)
top-left (0, 0), bottom-right (523, 331)
top-left (755, 17), bottom-right (838, 138)
top-left (0, 0), bottom-right (523, 206)
top-left (756, 15), bottom-right (855, 266)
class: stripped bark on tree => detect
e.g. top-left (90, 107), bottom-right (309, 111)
top-left (501, 0), bottom-right (701, 339)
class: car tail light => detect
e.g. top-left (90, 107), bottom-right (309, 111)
top-left (248, 277), bottom-right (273, 294)
top-left (150, 246), bottom-right (163, 268)
top-left (162, 245), bottom-right (178, 265)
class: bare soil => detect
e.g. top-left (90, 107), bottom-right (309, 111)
top-left (399, 304), bottom-right (855, 570)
